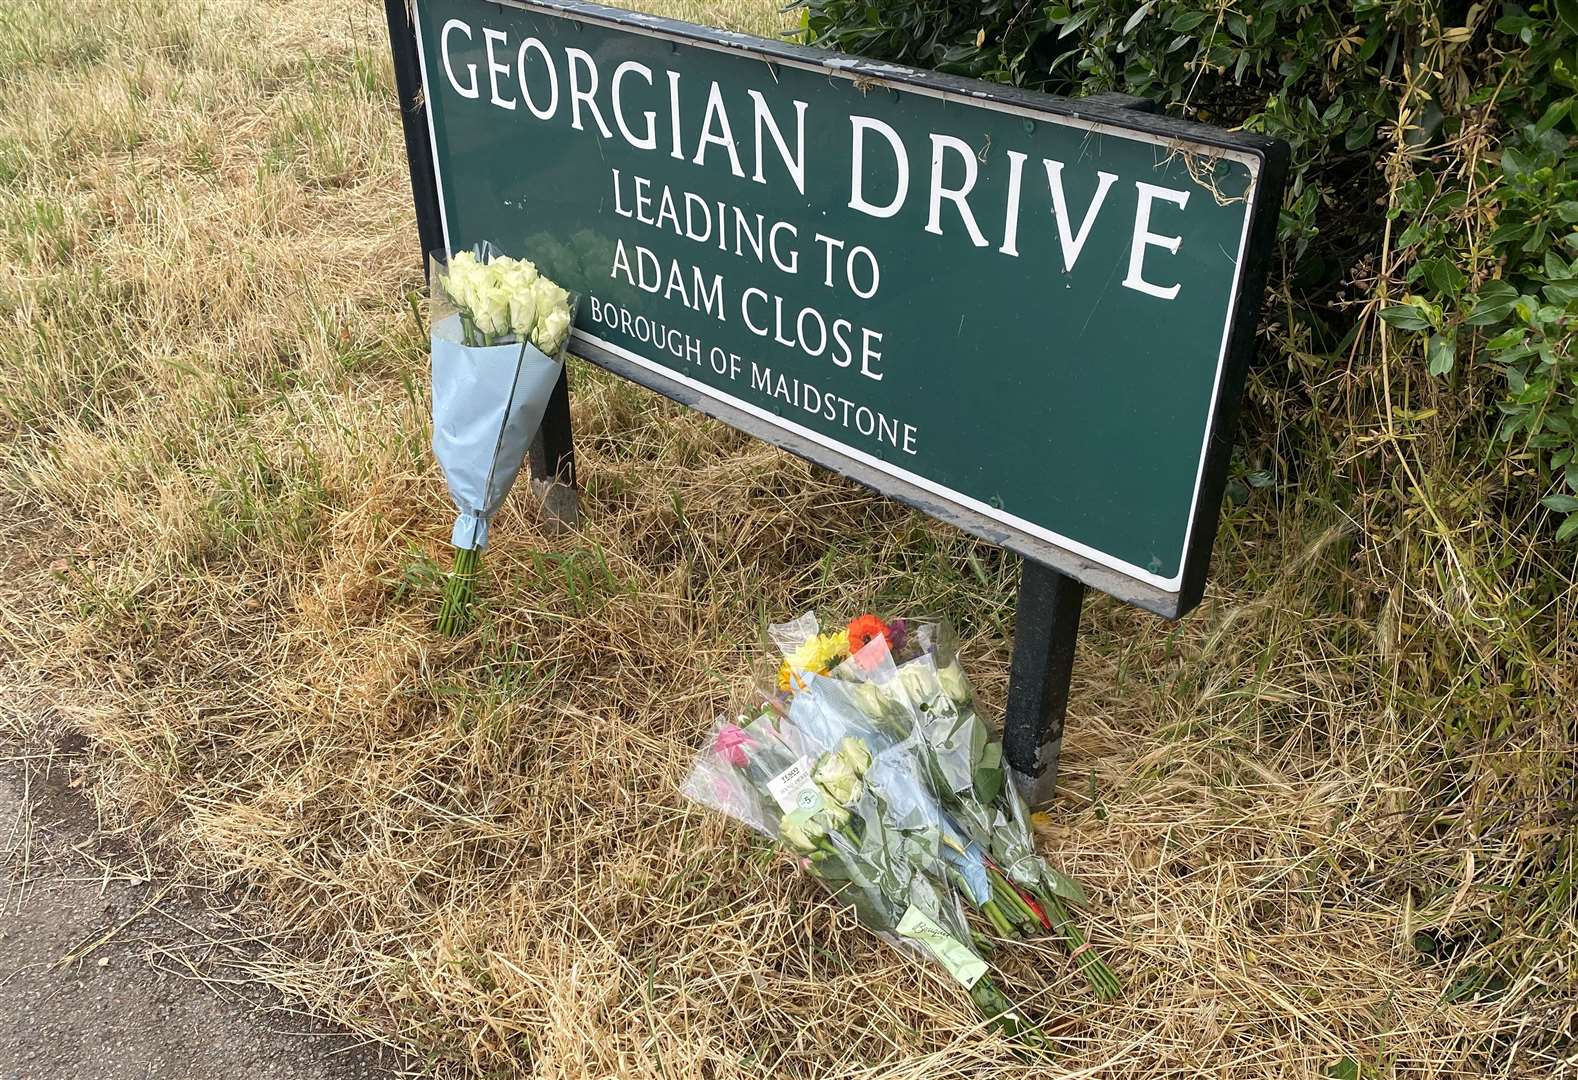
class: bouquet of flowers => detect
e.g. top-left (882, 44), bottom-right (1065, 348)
top-left (684, 712), bottom-right (1043, 1041)
top-left (682, 612), bottom-right (1118, 1040)
top-left (428, 243), bottom-right (577, 635)
top-left (823, 624), bottom-right (1119, 998)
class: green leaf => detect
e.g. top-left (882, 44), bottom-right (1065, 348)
top-left (1379, 305), bottom-right (1433, 332)
top-left (1466, 282), bottom-right (1520, 326)
top-left (1397, 221), bottom-right (1428, 248)
top-left (1534, 97), bottom-right (1573, 135)
top-left (1325, 1057), bottom-right (1361, 1080)
top-left (1475, 279), bottom-right (1520, 303)
top-left (1557, 513), bottom-right (1578, 542)
top-left (1542, 494), bottom-right (1578, 513)
top-left (1488, 220), bottom-right (1532, 246)
top-left (1558, 0), bottom-right (1578, 35)
top-left (1121, 1), bottom-right (1154, 35)
top-left (1500, 146), bottom-right (1530, 179)
top-left (1427, 334), bottom-right (1456, 375)
top-left (1420, 258), bottom-right (1467, 295)
top-left (1344, 121), bottom-right (1377, 150)
top-left (975, 767), bottom-right (1004, 803)
top-left (1040, 864), bottom-right (1087, 904)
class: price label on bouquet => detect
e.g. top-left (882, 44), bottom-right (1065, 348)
top-left (766, 758), bottom-right (822, 813)
top-left (394, 0), bottom-right (1287, 617)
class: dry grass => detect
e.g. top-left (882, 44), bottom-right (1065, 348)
top-left (0, 0), bottom-right (1572, 1077)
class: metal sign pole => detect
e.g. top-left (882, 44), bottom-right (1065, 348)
top-left (382, 0), bottom-right (441, 261)
top-left (1002, 560), bottom-right (1086, 804)
top-left (527, 371), bottom-right (580, 529)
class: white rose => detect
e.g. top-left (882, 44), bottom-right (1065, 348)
top-left (846, 681), bottom-right (890, 719)
top-left (508, 288), bottom-right (538, 337)
top-left (813, 752), bottom-right (862, 807)
top-left (530, 276), bottom-right (570, 320)
top-left (532, 306), bottom-right (571, 355)
top-left (779, 808), bottom-right (826, 853)
top-left (495, 257), bottom-right (538, 296)
top-left (936, 662), bottom-right (973, 706)
top-left (837, 736), bottom-right (872, 776)
top-left (897, 663), bottom-right (944, 704)
top-left (472, 264), bottom-right (512, 337)
top-left (441, 251), bottom-right (480, 313)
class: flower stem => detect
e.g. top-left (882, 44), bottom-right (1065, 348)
top-left (988, 869), bottom-right (1042, 932)
top-left (437, 545), bottom-right (481, 636)
top-left (969, 976), bottom-right (1047, 1046)
top-left (947, 867), bottom-right (1023, 938)
top-left (1033, 887), bottom-right (1121, 1000)
top-left (981, 899), bottom-right (1016, 937)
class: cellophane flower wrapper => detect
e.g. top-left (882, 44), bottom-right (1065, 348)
top-left (687, 611), bottom-right (1120, 1018)
top-left (429, 244), bottom-right (577, 550)
top-left (760, 612), bottom-right (1084, 907)
top-left (784, 672), bottom-right (995, 907)
top-left (681, 713), bottom-right (991, 992)
top-left (832, 626), bottom-right (1086, 906)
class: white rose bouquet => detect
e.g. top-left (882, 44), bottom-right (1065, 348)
top-left (429, 243), bottom-right (578, 635)
top-left (440, 249), bottom-right (573, 353)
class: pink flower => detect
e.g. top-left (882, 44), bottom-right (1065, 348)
top-left (713, 723), bottom-right (752, 768)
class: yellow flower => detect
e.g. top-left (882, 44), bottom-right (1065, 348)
top-left (814, 631), bottom-right (849, 668)
top-left (777, 661), bottom-right (804, 694)
top-left (780, 632), bottom-right (849, 689)
top-left (783, 635), bottom-right (822, 673)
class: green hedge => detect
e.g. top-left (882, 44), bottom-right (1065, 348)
top-left (797, 0), bottom-right (1578, 539)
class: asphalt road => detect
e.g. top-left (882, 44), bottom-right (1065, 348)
top-left (0, 752), bottom-right (409, 1080)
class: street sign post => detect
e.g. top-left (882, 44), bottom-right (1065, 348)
top-left (384, 0), bottom-right (1288, 799)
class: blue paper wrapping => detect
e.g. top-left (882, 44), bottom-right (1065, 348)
top-left (430, 312), bottom-right (561, 549)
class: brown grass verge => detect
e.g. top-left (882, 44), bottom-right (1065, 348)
top-left (0, 0), bottom-right (1571, 1077)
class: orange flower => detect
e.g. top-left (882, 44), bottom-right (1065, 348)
top-left (847, 614), bottom-right (892, 656)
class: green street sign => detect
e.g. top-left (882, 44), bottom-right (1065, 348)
top-left (394, 0), bottom-right (1287, 617)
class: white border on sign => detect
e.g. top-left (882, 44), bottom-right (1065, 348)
top-left (409, 0), bottom-right (1261, 594)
